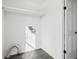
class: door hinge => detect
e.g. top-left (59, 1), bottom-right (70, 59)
top-left (64, 6), bottom-right (67, 10)
top-left (75, 32), bottom-right (77, 34)
top-left (64, 50), bottom-right (66, 54)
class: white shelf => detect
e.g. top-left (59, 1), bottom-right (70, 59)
top-left (2, 5), bottom-right (45, 17)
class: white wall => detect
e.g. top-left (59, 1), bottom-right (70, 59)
top-left (41, 0), bottom-right (64, 59)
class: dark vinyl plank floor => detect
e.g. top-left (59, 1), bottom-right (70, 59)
top-left (6, 48), bottom-right (54, 59)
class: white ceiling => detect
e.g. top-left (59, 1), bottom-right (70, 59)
top-left (3, 0), bottom-right (46, 12)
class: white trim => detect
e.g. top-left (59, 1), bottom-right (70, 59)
top-left (25, 41), bottom-right (35, 49)
top-left (2, 5), bottom-right (45, 17)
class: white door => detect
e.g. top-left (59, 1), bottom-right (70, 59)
top-left (65, 0), bottom-right (77, 59)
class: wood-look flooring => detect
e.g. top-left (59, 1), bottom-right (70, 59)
top-left (6, 48), bottom-right (54, 59)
